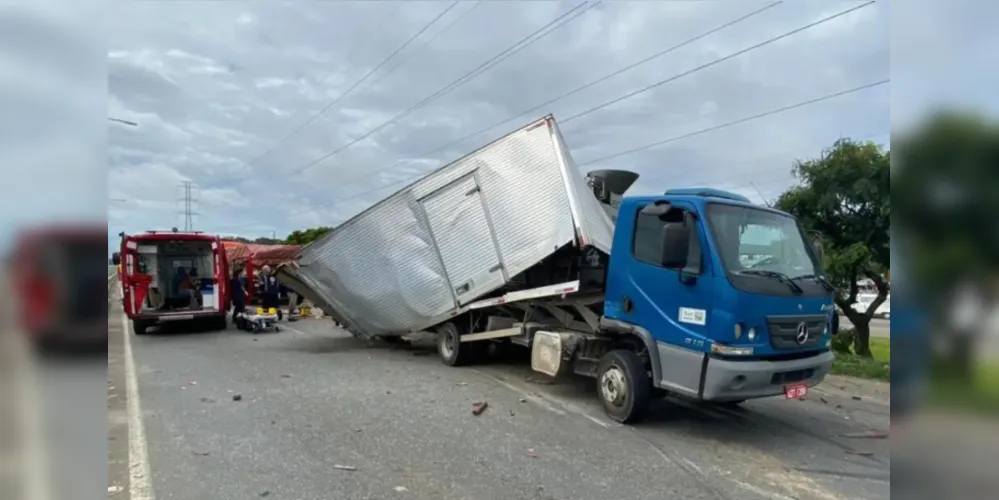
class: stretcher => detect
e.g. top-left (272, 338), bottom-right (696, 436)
top-left (234, 307), bottom-right (281, 333)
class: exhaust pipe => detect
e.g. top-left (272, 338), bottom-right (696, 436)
top-left (586, 169), bottom-right (640, 222)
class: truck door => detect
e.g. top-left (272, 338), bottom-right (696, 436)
top-left (615, 201), bottom-right (715, 347)
top-left (120, 237), bottom-right (140, 316)
top-left (420, 173), bottom-right (506, 306)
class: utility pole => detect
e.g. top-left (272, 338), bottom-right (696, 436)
top-left (176, 181), bottom-right (200, 232)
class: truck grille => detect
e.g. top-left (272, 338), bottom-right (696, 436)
top-left (765, 315), bottom-right (826, 350)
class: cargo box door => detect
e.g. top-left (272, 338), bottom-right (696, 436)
top-left (421, 174), bottom-right (506, 306)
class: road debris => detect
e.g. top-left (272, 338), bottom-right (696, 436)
top-left (281, 374), bottom-right (293, 378)
top-left (334, 464), bottom-right (357, 471)
top-left (233, 394), bottom-right (243, 401)
top-left (525, 448), bottom-right (538, 458)
top-left (192, 451), bottom-right (210, 456)
top-left (455, 382), bottom-right (468, 386)
top-left (819, 397), bottom-right (829, 405)
top-left (259, 490), bottom-right (271, 497)
top-left (840, 431), bottom-right (888, 439)
top-left (200, 397), bottom-right (216, 403)
top-left (472, 401), bottom-right (489, 416)
top-left (845, 449), bottom-right (875, 457)
top-left (393, 486), bottom-right (409, 492)
top-left (188, 381), bottom-right (198, 386)
top-left (108, 485), bottom-right (124, 495)
top-left (526, 376), bottom-right (553, 385)
top-left (518, 398), bottom-right (527, 403)
top-left (852, 395), bottom-right (862, 401)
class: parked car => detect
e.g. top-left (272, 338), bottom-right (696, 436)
top-left (851, 293), bottom-right (890, 319)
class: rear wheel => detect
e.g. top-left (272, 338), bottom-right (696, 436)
top-left (596, 349), bottom-right (652, 424)
top-left (132, 320), bottom-right (149, 335)
top-left (436, 322), bottom-right (486, 366)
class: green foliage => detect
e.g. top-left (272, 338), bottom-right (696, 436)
top-left (830, 328), bottom-right (856, 355)
top-left (285, 227), bottom-right (333, 246)
top-left (774, 138), bottom-right (890, 357)
top-left (831, 335), bottom-right (891, 381)
top-left (775, 138), bottom-right (890, 300)
top-left (893, 111), bottom-right (999, 300)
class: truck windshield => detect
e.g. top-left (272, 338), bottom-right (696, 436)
top-left (705, 203), bottom-right (818, 279)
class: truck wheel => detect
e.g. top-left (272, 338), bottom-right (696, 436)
top-left (437, 322), bottom-right (482, 366)
top-left (132, 320), bottom-right (148, 335)
top-left (596, 349), bottom-right (652, 424)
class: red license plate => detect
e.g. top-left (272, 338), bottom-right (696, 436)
top-left (784, 383), bottom-right (808, 399)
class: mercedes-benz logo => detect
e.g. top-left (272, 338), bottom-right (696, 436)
top-left (795, 322), bottom-right (810, 345)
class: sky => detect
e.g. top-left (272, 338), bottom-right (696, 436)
top-left (43, 0), bottom-right (984, 254)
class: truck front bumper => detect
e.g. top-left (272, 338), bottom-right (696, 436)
top-left (654, 342), bottom-right (834, 402)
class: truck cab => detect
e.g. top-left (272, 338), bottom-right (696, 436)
top-left (597, 188), bottom-right (835, 418)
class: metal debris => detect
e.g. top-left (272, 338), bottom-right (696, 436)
top-left (233, 394), bottom-right (243, 401)
top-left (472, 401), bottom-right (489, 416)
top-left (334, 464), bottom-right (357, 471)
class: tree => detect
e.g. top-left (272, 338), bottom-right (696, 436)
top-left (893, 111), bottom-right (999, 382)
top-left (285, 226), bottom-right (333, 246)
top-left (775, 138), bottom-right (890, 357)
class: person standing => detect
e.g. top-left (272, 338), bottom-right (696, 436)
top-left (260, 267), bottom-right (283, 320)
top-left (230, 267), bottom-right (247, 323)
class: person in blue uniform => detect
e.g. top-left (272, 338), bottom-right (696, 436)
top-left (230, 267), bottom-right (247, 323)
top-left (260, 266), bottom-right (283, 320)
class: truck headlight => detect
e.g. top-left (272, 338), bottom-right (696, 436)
top-left (747, 327), bottom-right (757, 341)
top-left (712, 344), bottom-right (754, 356)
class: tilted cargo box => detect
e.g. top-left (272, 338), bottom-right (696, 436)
top-left (279, 115), bottom-right (615, 338)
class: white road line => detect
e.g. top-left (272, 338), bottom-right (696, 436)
top-left (123, 311), bottom-right (155, 500)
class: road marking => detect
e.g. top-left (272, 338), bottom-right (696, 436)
top-left (123, 311), bottom-right (155, 500)
top-left (474, 368), bottom-right (623, 429)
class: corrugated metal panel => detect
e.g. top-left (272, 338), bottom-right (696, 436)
top-left (296, 115), bottom-right (591, 337)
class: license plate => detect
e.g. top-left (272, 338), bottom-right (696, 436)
top-left (785, 383), bottom-right (808, 399)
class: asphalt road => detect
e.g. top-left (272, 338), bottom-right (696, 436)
top-left (107, 301), bottom-right (891, 500)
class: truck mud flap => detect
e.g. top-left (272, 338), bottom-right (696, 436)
top-left (273, 264), bottom-right (353, 329)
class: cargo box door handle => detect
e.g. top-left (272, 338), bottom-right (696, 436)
top-left (488, 263), bottom-right (503, 273)
top-left (455, 283), bottom-right (471, 296)
top-left (465, 186), bottom-right (480, 196)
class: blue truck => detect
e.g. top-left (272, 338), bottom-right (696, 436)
top-left (278, 116), bottom-right (838, 423)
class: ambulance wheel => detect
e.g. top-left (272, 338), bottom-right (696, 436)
top-left (436, 322), bottom-right (485, 367)
top-left (132, 320), bottom-right (149, 336)
top-left (596, 350), bottom-right (651, 424)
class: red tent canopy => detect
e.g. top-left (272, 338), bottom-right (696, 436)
top-left (224, 241), bottom-right (301, 268)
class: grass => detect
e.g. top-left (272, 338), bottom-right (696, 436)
top-left (831, 336), bottom-right (891, 381)
top-left (928, 359), bottom-right (999, 415)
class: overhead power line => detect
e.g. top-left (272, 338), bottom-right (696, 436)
top-left (561, 0), bottom-right (877, 125)
top-left (229, 122), bottom-right (888, 230)
top-left (282, 0), bottom-right (603, 178)
top-left (378, 1), bottom-right (784, 167)
top-left (371, 1), bottom-right (484, 86)
top-left (225, 76), bottom-right (885, 233)
top-left (238, 1), bottom-right (462, 169)
top-left (292, 0), bottom-right (868, 202)
top-left (580, 78), bottom-right (890, 166)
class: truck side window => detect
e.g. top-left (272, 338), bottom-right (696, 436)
top-left (632, 207), bottom-right (702, 272)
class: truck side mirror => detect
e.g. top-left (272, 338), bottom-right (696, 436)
top-left (111, 252), bottom-right (121, 265)
top-left (661, 221), bottom-right (690, 269)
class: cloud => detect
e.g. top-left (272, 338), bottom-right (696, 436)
top-left (104, 0), bottom-right (900, 249)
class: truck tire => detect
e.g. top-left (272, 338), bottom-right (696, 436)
top-left (596, 349), bottom-right (652, 424)
top-left (132, 320), bottom-right (148, 335)
top-left (436, 322), bottom-right (484, 367)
